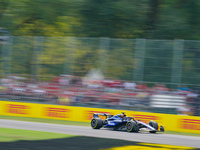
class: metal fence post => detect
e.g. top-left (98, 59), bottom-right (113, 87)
top-left (171, 39), bottom-right (184, 88)
top-left (98, 37), bottom-right (110, 76)
top-left (1, 36), bottom-right (13, 76)
top-left (64, 37), bottom-right (76, 75)
top-left (31, 36), bottom-right (44, 78)
top-left (133, 38), bottom-right (146, 82)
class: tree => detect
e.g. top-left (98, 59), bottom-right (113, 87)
top-left (79, 0), bottom-right (149, 38)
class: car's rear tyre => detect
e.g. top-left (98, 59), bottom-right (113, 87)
top-left (91, 118), bottom-right (103, 129)
top-left (126, 121), bottom-right (139, 132)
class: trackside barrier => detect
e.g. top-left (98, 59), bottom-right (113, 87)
top-left (0, 101), bottom-right (200, 134)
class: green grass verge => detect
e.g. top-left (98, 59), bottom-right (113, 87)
top-left (165, 131), bottom-right (200, 137)
top-left (0, 115), bottom-right (200, 137)
top-left (0, 127), bottom-right (75, 142)
top-left (0, 115), bottom-right (90, 126)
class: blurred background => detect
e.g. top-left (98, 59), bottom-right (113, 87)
top-left (0, 0), bottom-right (200, 116)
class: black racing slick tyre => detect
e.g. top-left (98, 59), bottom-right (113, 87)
top-left (91, 118), bottom-right (103, 129)
top-left (149, 121), bottom-right (158, 130)
top-left (149, 121), bottom-right (158, 133)
top-left (126, 121), bottom-right (139, 132)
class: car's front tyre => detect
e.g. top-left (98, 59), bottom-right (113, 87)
top-left (149, 121), bottom-right (158, 130)
top-left (126, 121), bottom-right (139, 132)
top-left (149, 121), bottom-right (158, 133)
top-left (91, 118), bottom-right (103, 129)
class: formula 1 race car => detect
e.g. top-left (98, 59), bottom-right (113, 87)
top-left (91, 112), bottom-right (165, 133)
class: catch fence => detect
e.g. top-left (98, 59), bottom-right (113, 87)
top-left (0, 37), bottom-right (200, 88)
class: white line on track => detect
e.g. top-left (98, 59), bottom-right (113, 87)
top-left (0, 119), bottom-right (200, 148)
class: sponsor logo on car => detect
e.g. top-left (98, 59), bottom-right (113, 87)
top-left (45, 107), bottom-right (69, 118)
top-left (180, 119), bottom-right (200, 130)
top-left (114, 120), bottom-right (122, 122)
top-left (108, 121), bottom-right (115, 125)
top-left (6, 104), bottom-right (30, 115)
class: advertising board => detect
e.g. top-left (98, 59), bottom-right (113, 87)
top-left (0, 101), bottom-right (200, 134)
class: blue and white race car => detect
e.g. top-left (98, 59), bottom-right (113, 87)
top-left (91, 112), bottom-right (164, 133)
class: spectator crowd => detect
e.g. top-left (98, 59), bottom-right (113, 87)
top-left (0, 74), bottom-right (200, 116)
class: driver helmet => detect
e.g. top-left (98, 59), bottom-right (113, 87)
top-left (121, 112), bottom-right (126, 117)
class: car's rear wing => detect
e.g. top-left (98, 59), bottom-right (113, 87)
top-left (93, 113), bottom-right (113, 118)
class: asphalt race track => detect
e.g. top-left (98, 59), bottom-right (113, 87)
top-left (0, 119), bottom-right (200, 148)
